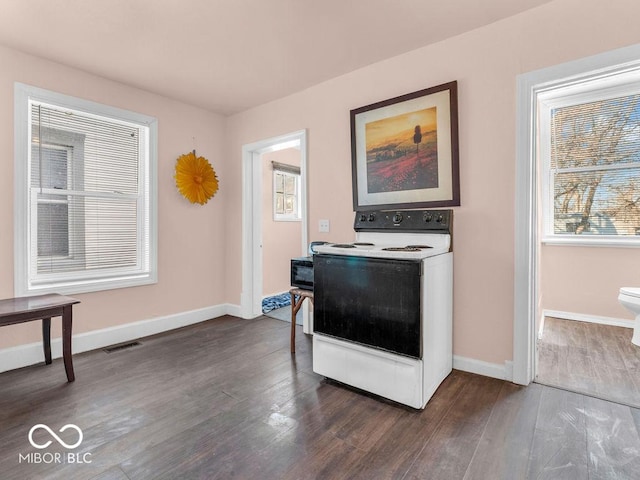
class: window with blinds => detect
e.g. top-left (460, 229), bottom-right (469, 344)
top-left (540, 73), bottom-right (640, 244)
top-left (14, 84), bottom-right (157, 295)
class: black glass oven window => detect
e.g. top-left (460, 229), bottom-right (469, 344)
top-left (314, 254), bottom-right (421, 358)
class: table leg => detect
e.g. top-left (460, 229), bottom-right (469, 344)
top-left (290, 292), bottom-right (297, 353)
top-left (62, 305), bottom-right (75, 382)
top-left (42, 317), bottom-right (52, 365)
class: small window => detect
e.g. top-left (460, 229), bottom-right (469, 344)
top-left (14, 83), bottom-right (157, 295)
top-left (273, 165), bottom-right (300, 221)
top-left (539, 71), bottom-right (640, 245)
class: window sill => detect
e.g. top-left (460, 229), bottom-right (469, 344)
top-left (17, 273), bottom-right (157, 297)
top-left (541, 236), bottom-right (640, 248)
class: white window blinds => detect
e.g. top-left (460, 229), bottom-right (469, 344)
top-left (549, 94), bottom-right (640, 237)
top-left (15, 83), bottom-right (157, 295)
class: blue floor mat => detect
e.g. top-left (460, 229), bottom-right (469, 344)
top-left (262, 293), bottom-right (291, 313)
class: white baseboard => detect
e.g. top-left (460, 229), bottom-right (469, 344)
top-left (225, 303), bottom-right (243, 318)
top-left (2, 304), bottom-right (517, 385)
top-left (0, 303), bottom-right (241, 374)
top-left (453, 355), bottom-right (513, 382)
top-left (543, 309), bottom-right (635, 329)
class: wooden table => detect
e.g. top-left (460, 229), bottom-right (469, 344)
top-left (0, 294), bottom-right (80, 382)
top-left (289, 288), bottom-right (313, 354)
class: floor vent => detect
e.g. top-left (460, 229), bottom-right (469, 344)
top-left (103, 341), bottom-right (141, 353)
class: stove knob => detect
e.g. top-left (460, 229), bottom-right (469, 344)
top-left (393, 213), bottom-right (403, 223)
top-left (368, 213), bottom-right (376, 222)
top-left (424, 213), bottom-right (433, 223)
top-left (359, 214), bottom-right (367, 222)
top-left (436, 214), bottom-right (444, 223)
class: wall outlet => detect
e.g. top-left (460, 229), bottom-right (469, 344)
top-left (319, 219), bottom-right (330, 233)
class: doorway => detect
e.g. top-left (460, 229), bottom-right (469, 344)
top-left (514, 44), bottom-right (640, 402)
top-left (240, 130), bottom-right (310, 330)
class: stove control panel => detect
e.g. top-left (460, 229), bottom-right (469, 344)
top-left (354, 209), bottom-right (453, 232)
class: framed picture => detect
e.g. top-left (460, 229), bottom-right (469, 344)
top-left (350, 81), bottom-right (460, 211)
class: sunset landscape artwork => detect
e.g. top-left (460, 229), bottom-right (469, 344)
top-left (365, 106), bottom-right (438, 194)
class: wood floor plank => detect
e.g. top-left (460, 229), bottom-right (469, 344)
top-left (583, 395), bottom-right (640, 480)
top-left (2, 314), bottom-right (639, 480)
top-left (526, 387), bottom-right (588, 480)
top-left (537, 317), bottom-right (640, 408)
top-left (346, 371), bottom-right (470, 480)
top-left (402, 374), bottom-right (505, 480)
top-left (89, 466), bottom-right (131, 480)
top-left (462, 382), bottom-right (543, 480)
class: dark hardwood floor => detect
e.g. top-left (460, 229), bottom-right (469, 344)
top-left (2, 315), bottom-right (640, 479)
top-left (537, 316), bottom-right (640, 409)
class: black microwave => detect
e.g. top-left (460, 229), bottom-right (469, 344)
top-left (291, 256), bottom-right (313, 291)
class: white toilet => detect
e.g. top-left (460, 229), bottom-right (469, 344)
top-left (618, 287), bottom-right (640, 346)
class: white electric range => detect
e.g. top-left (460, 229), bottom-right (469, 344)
top-left (312, 209), bottom-right (453, 409)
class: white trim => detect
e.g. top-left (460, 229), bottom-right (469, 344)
top-left (453, 355), bottom-right (513, 382)
top-left (538, 313), bottom-right (546, 340)
top-left (0, 303), bottom-right (240, 374)
top-left (514, 42), bottom-right (640, 387)
top-left (241, 130), bottom-right (309, 325)
top-left (542, 309), bottom-right (635, 329)
top-left (225, 303), bottom-right (243, 318)
top-left (514, 69), bottom-right (538, 386)
top-left (13, 82), bottom-right (158, 297)
top-left (541, 237), bottom-right (640, 248)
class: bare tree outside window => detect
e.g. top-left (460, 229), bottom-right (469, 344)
top-left (550, 94), bottom-right (640, 236)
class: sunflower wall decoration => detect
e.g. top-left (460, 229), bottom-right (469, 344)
top-left (174, 150), bottom-right (219, 205)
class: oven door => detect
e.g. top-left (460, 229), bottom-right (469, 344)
top-left (314, 254), bottom-right (422, 358)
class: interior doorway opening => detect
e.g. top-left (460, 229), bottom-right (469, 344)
top-left (514, 44), bottom-right (640, 397)
top-left (240, 130), bottom-right (310, 330)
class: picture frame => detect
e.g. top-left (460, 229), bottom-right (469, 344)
top-left (350, 81), bottom-right (460, 211)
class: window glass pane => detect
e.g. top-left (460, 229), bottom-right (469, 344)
top-left (31, 144), bottom-right (68, 190)
top-left (284, 174), bottom-right (295, 194)
top-left (554, 167), bottom-right (640, 236)
top-left (275, 173), bottom-right (284, 193)
top-left (285, 194), bottom-right (295, 214)
top-left (37, 203), bottom-right (69, 257)
top-left (549, 91), bottom-right (640, 238)
top-left (275, 193), bottom-right (284, 214)
top-left (551, 94), bottom-right (640, 170)
top-left (32, 104), bottom-right (140, 195)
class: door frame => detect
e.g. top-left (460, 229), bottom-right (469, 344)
top-left (513, 43), bottom-right (640, 385)
top-left (240, 129), bottom-right (309, 322)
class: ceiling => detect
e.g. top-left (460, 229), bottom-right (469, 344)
top-left (0, 0), bottom-right (553, 115)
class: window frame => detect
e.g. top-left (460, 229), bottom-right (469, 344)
top-left (14, 83), bottom-right (158, 296)
top-left (538, 68), bottom-right (640, 247)
top-left (273, 169), bottom-right (301, 222)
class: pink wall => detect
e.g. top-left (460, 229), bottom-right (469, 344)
top-left (225, 0), bottom-right (640, 365)
top-left (541, 246), bottom-right (640, 319)
top-left (261, 148), bottom-right (302, 296)
top-left (4, 0), bottom-right (640, 367)
top-left (0, 44), bottom-right (228, 349)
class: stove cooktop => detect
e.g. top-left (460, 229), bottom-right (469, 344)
top-left (315, 238), bottom-right (449, 260)
top-left (313, 209), bottom-right (453, 260)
